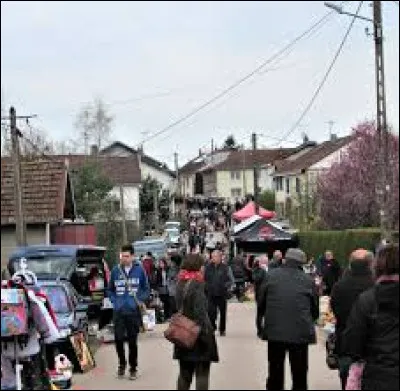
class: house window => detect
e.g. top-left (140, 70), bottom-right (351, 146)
top-left (275, 176), bottom-right (283, 191)
top-left (296, 177), bottom-right (301, 193)
top-left (108, 198), bottom-right (120, 213)
top-left (286, 178), bottom-right (290, 194)
top-left (230, 171), bottom-right (241, 180)
top-left (231, 188), bottom-right (242, 198)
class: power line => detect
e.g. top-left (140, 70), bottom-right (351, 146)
top-left (137, 6), bottom-right (344, 147)
top-left (273, 1), bottom-right (364, 147)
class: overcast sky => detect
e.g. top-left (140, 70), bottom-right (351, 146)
top-left (1, 1), bottom-right (399, 167)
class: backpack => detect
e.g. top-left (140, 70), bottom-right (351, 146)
top-left (1, 285), bottom-right (31, 346)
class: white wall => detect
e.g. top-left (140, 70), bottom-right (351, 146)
top-left (259, 165), bottom-right (275, 192)
top-left (309, 144), bottom-right (349, 170)
top-left (141, 162), bottom-right (175, 192)
top-left (110, 185), bottom-right (140, 222)
top-left (102, 144), bottom-right (175, 192)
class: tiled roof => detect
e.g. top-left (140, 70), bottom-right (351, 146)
top-left (101, 141), bottom-right (175, 177)
top-left (54, 155), bottom-right (142, 185)
top-left (179, 157), bottom-right (206, 175)
top-left (1, 158), bottom-right (68, 225)
top-left (210, 148), bottom-right (297, 171)
top-left (274, 136), bottom-right (353, 175)
top-left (179, 148), bottom-right (296, 175)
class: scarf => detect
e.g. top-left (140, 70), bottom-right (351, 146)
top-left (178, 270), bottom-right (204, 282)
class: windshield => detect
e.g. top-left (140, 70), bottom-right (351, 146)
top-left (40, 285), bottom-right (71, 314)
top-left (166, 230), bottom-right (179, 238)
top-left (165, 222), bottom-right (180, 230)
top-left (134, 242), bottom-right (167, 259)
top-left (11, 256), bottom-right (73, 276)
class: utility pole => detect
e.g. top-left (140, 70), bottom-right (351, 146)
top-left (10, 107), bottom-right (26, 246)
top-left (373, 0), bottom-right (390, 241)
top-left (242, 146), bottom-right (247, 198)
top-left (173, 151), bottom-right (179, 216)
top-left (153, 187), bottom-right (159, 233)
top-left (252, 133), bottom-right (260, 215)
top-left (119, 185), bottom-right (127, 243)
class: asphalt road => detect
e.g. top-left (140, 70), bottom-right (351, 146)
top-left (73, 302), bottom-right (340, 390)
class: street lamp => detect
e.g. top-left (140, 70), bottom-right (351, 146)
top-left (324, 1), bottom-right (374, 23)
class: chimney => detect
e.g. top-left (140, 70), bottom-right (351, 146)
top-left (330, 133), bottom-right (338, 142)
top-left (90, 144), bottom-right (99, 156)
top-left (199, 149), bottom-right (202, 156)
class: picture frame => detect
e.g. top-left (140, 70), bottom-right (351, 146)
top-left (69, 332), bottom-right (95, 373)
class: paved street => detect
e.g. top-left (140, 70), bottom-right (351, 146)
top-left (74, 302), bottom-right (340, 390)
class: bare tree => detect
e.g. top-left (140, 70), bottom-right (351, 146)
top-left (75, 98), bottom-right (114, 153)
top-left (20, 124), bottom-right (54, 157)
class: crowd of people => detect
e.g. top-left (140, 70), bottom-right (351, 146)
top-left (106, 222), bottom-right (399, 390)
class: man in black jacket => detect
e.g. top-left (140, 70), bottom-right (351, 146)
top-left (231, 253), bottom-right (246, 301)
top-left (268, 250), bottom-right (283, 269)
top-left (204, 249), bottom-right (234, 336)
top-left (330, 249), bottom-right (374, 390)
top-left (259, 248), bottom-right (319, 391)
top-left (316, 250), bottom-right (342, 295)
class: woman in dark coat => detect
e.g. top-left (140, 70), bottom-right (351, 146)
top-left (342, 243), bottom-right (399, 390)
top-left (154, 258), bottom-right (171, 320)
top-left (173, 254), bottom-right (219, 390)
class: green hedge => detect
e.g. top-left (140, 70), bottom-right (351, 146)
top-left (297, 229), bottom-right (399, 266)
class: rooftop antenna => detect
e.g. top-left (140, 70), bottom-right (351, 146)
top-left (326, 120), bottom-right (335, 139)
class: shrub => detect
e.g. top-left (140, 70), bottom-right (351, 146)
top-left (297, 229), bottom-right (399, 266)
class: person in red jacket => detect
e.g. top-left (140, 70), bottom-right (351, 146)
top-left (142, 252), bottom-right (155, 283)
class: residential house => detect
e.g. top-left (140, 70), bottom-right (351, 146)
top-left (273, 135), bottom-right (353, 223)
top-left (100, 141), bottom-right (176, 193)
top-left (179, 148), bottom-right (295, 203)
top-left (1, 158), bottom-right (76, 266)
top-left (62, 154), bottom-right (142, 223)
top-left (179, 154), bottom-right (206, 197)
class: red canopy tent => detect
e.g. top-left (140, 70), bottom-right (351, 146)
top-left (232, 201), bottom-right (276, 221)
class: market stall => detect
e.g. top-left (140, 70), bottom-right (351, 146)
top-left (231, 215), bottom-right (299, 257)
top-left (232, 201), bottom-right (276, 221)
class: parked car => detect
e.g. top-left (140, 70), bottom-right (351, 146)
top-left (165, 221), bottom-right (181, 231)
top-left (8, 245), bottom-right (109, 323)
top-left (37, 279), bottom-right (89, 341)
top-left (133, 238), bottom-right (168, 261)
top-left (164, 228), bottom-right (181, 246)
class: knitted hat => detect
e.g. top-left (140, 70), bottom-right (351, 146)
top-left (285, 248), bottom-right (307, 265)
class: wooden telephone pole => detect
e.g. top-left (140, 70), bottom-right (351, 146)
top-left (252, 132), bottom-right (260, 215)
top-left (373, 1), bottom-right (390, 241)
top-left (1, 107), bottom-right (36, 246)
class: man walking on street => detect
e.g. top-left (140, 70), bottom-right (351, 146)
top-left (259, 248), bottom-right (319, 390)
top-left (316, 250), bottom-right (342, 296)
top-left (330, 249), bottom-right (374, 390)
top-left (204, 249), bottom-right (234, 336)
top-left (108, 244), bottom-right (150, 380)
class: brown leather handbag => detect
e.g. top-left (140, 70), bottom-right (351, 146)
top-left (164, 280), bottom-right (201, 349)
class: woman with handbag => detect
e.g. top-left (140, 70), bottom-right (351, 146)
top-left (342, 243), bottom-right (399, 390)
top-left (172, 254), bottom-right (219, 390)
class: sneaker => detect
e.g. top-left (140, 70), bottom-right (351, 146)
top-left (117, 367), bottom-right (125, 379)
top-left (129, 369), bottom-right (138, 380)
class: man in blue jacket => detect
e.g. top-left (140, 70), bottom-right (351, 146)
top-left (108, 243), bottom-right (150, 380)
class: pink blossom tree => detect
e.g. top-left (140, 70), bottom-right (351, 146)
top-left (317, 121), bottom-right (399, 230)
